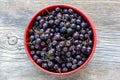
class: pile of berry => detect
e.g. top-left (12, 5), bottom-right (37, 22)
top-left (28, 7), bottom-right (93, 73)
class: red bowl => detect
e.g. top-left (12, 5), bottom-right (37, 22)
top-left (24, 4), bottom-right (96, 76)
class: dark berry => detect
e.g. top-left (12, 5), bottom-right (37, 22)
top-left (62, 67), bottom-right (68, 72)
top-left (56, 45), bottom-right (61, 51)
top-left (68, 9), bottom-right (74, 14)
top-left (84, 34), bottom-right (89, 39)
top-left (34, 21), bottom-right (39, 26)
top-left (71, 64), bottom-right (77, 70)
top-left (33, 55), bottom-right (38, 61)
top-left (71, 18), bottom-right (76, 23)
top-left (36, 38), bottom-right (41, 44)
top-left (80, 34), bottom-right (84, 39)
top-left (78, 16), bottom-right (82, 20)
top-left (64, 14), bottom-right (70, 20)
top-left (88, 40), bottom-right (92, 46)
top-left (55, 7), bottom-right (61, 12)
top-left (40, 52), bottom-right (45, 57)
top-left (42, 63), bottom-right (48, 69)
top-left (81, 46), bottom-right (87, 52)
top-left (57, 14), bottom-right (62, 18)
top-left (70, 23), bottom-right (76, 29)
top-left (77, 60), bottom-right (83, 66)
top-left (54, 64), bottom-right (59, 70)
top-left (76, 44), bottom-right (82, 51)
top-left (66, 22), bottom-right (70, 28)
top-left (63, 9), bottom-right (68, 13)
top-left (76, 25), bottom-right (81, 31)
top-left (73, 32), bottom-right (80, 39)
top-left (34, 34), bottom-right (39, 39)
top-left (61, 63), bottom-right (66, 68)
top-left (67, 28), bottom-right (73, 34)
top-left (55, 19), bottom-right (60, 25)
top-left (36, 59), bottom-right (42, 64)
top-left (60, 27), bottom-right (67, 34)
top-left (88, 30), bottom-right (92, 35)
top-left (55, 51), bottom-right (61, 56)
top-left (43, 23), bottom-right (48, 30)
top-left (52, 40), bottom-right (58, 46)
top-left (66, 40), bottom-right (71, 47)
top-left (30, 45), bottom-right (35, 50)
top-left (86, 47), bottom-right (91, 53)
top-left (49, 15), bottom-right (54, 19)
top-left (36, 51), bottom-right (41, 56)
top-left (76, 55), bottom-right (82, 60)
top-left (36, 16), bottom-right (41, 21)
top-left (48, 61), bottom-right (54, 68)
top-left (49, 19), bottom-right (54, 25)
top-left (29, 35), bottom-right (35, 41)
top-left (29, 29), bottom-right (34, 35)
top-left (48, 49), bottom-right (55, 56)
top-left (30, 50), bottom-right (35, 55)
top-left (53, 34), bottom-right (61, 40)
top-left (66, 52), bottom-right (71, 57)
top-left (59, 41), bottom-right (65, 47)
top-left (76, 19), bottom-right (81, 24)
top-left (41, 41), bottom-right (46, 47)
top-left (82, 57), bottom-right (86, 61)
top-left (73, 40), bottom-right (79, 45)
top-left (63, 47), bottom-right (68, 52)
top-left (66, 62), bottom-right (72, 68)
top-left (81, 22), bottom-right (88, 28)
top-left (39, 19), bottom-right (45, 25)
top-left (73, 59), bottom-right (77, 64)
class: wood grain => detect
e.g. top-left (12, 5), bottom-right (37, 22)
top-left (0, 0), bottom-right (120, 80)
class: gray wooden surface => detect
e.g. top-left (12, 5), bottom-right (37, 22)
top-left (0, 0), bottom-right (120, 80)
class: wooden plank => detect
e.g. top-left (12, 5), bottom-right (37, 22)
top-left (0, 0), bottom-right (120, 80)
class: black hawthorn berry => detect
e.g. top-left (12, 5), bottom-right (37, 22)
top-left (28, 7), bottom-right (93, 73)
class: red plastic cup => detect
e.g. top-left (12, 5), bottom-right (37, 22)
top-left (24, 4), bottom-right (96, 76)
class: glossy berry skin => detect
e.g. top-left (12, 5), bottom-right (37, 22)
top-left (76, 19), bottom-right (81, 24)
top-left (76, 44), bottom-right (82, 51)
top-left (88, 40), bottom-right (92, 46)
top-left (67, 28), bottom-right (73, 34)
top-left (73, 32), bottom-right (80, 39)
top-left (48, 61), bottom-right (54, 68)
top-left (76, 55), bottom-right (82, 60)
top-left (42, 63), bottom-right (48, 69)
top-left (77, 60), bottom-right (83, 66)
top-left (66, 62), bottom-right (72, 68)
top-left (33, 55), bottom-right (38, 61)
top-left (36, 59), bottom-right (42, 64)
top-left (62, 67), bottom-right (68, 72)
top-left (29, 29), bottom-right (34, 35)
top-left (81, 22), bottom-right (88, 28)
top-left (71, 64), bottom-right (77, 70)
top-left (60, 27), bottom-right (67, 34)
top-left (36, 51), bottom-right (41, 56)
top-left (81, 46), bottom-right (87, 52)
top-left (70, 23), bottom-right (76, 29)
top-left (55, 7), bottom-right (61, 12)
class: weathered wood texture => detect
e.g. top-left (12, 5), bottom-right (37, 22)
top-left (0, 0), bottom-right (120, 80)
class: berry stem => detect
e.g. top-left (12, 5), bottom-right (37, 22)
top-left (45, 9), bottom-right (50, 15)
top-left (28, 41), bottom-right (32, 45)
top-left (33, 27), bottom-right (45, 34)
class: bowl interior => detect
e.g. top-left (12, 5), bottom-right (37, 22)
top-left (24, 4), bottom-right (96, 76)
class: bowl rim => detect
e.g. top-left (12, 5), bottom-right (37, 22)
top-left (24, 4), bottom-right (97, 76)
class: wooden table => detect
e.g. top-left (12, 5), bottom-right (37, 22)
top-left (0, 0), bottom-right (120, 80)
